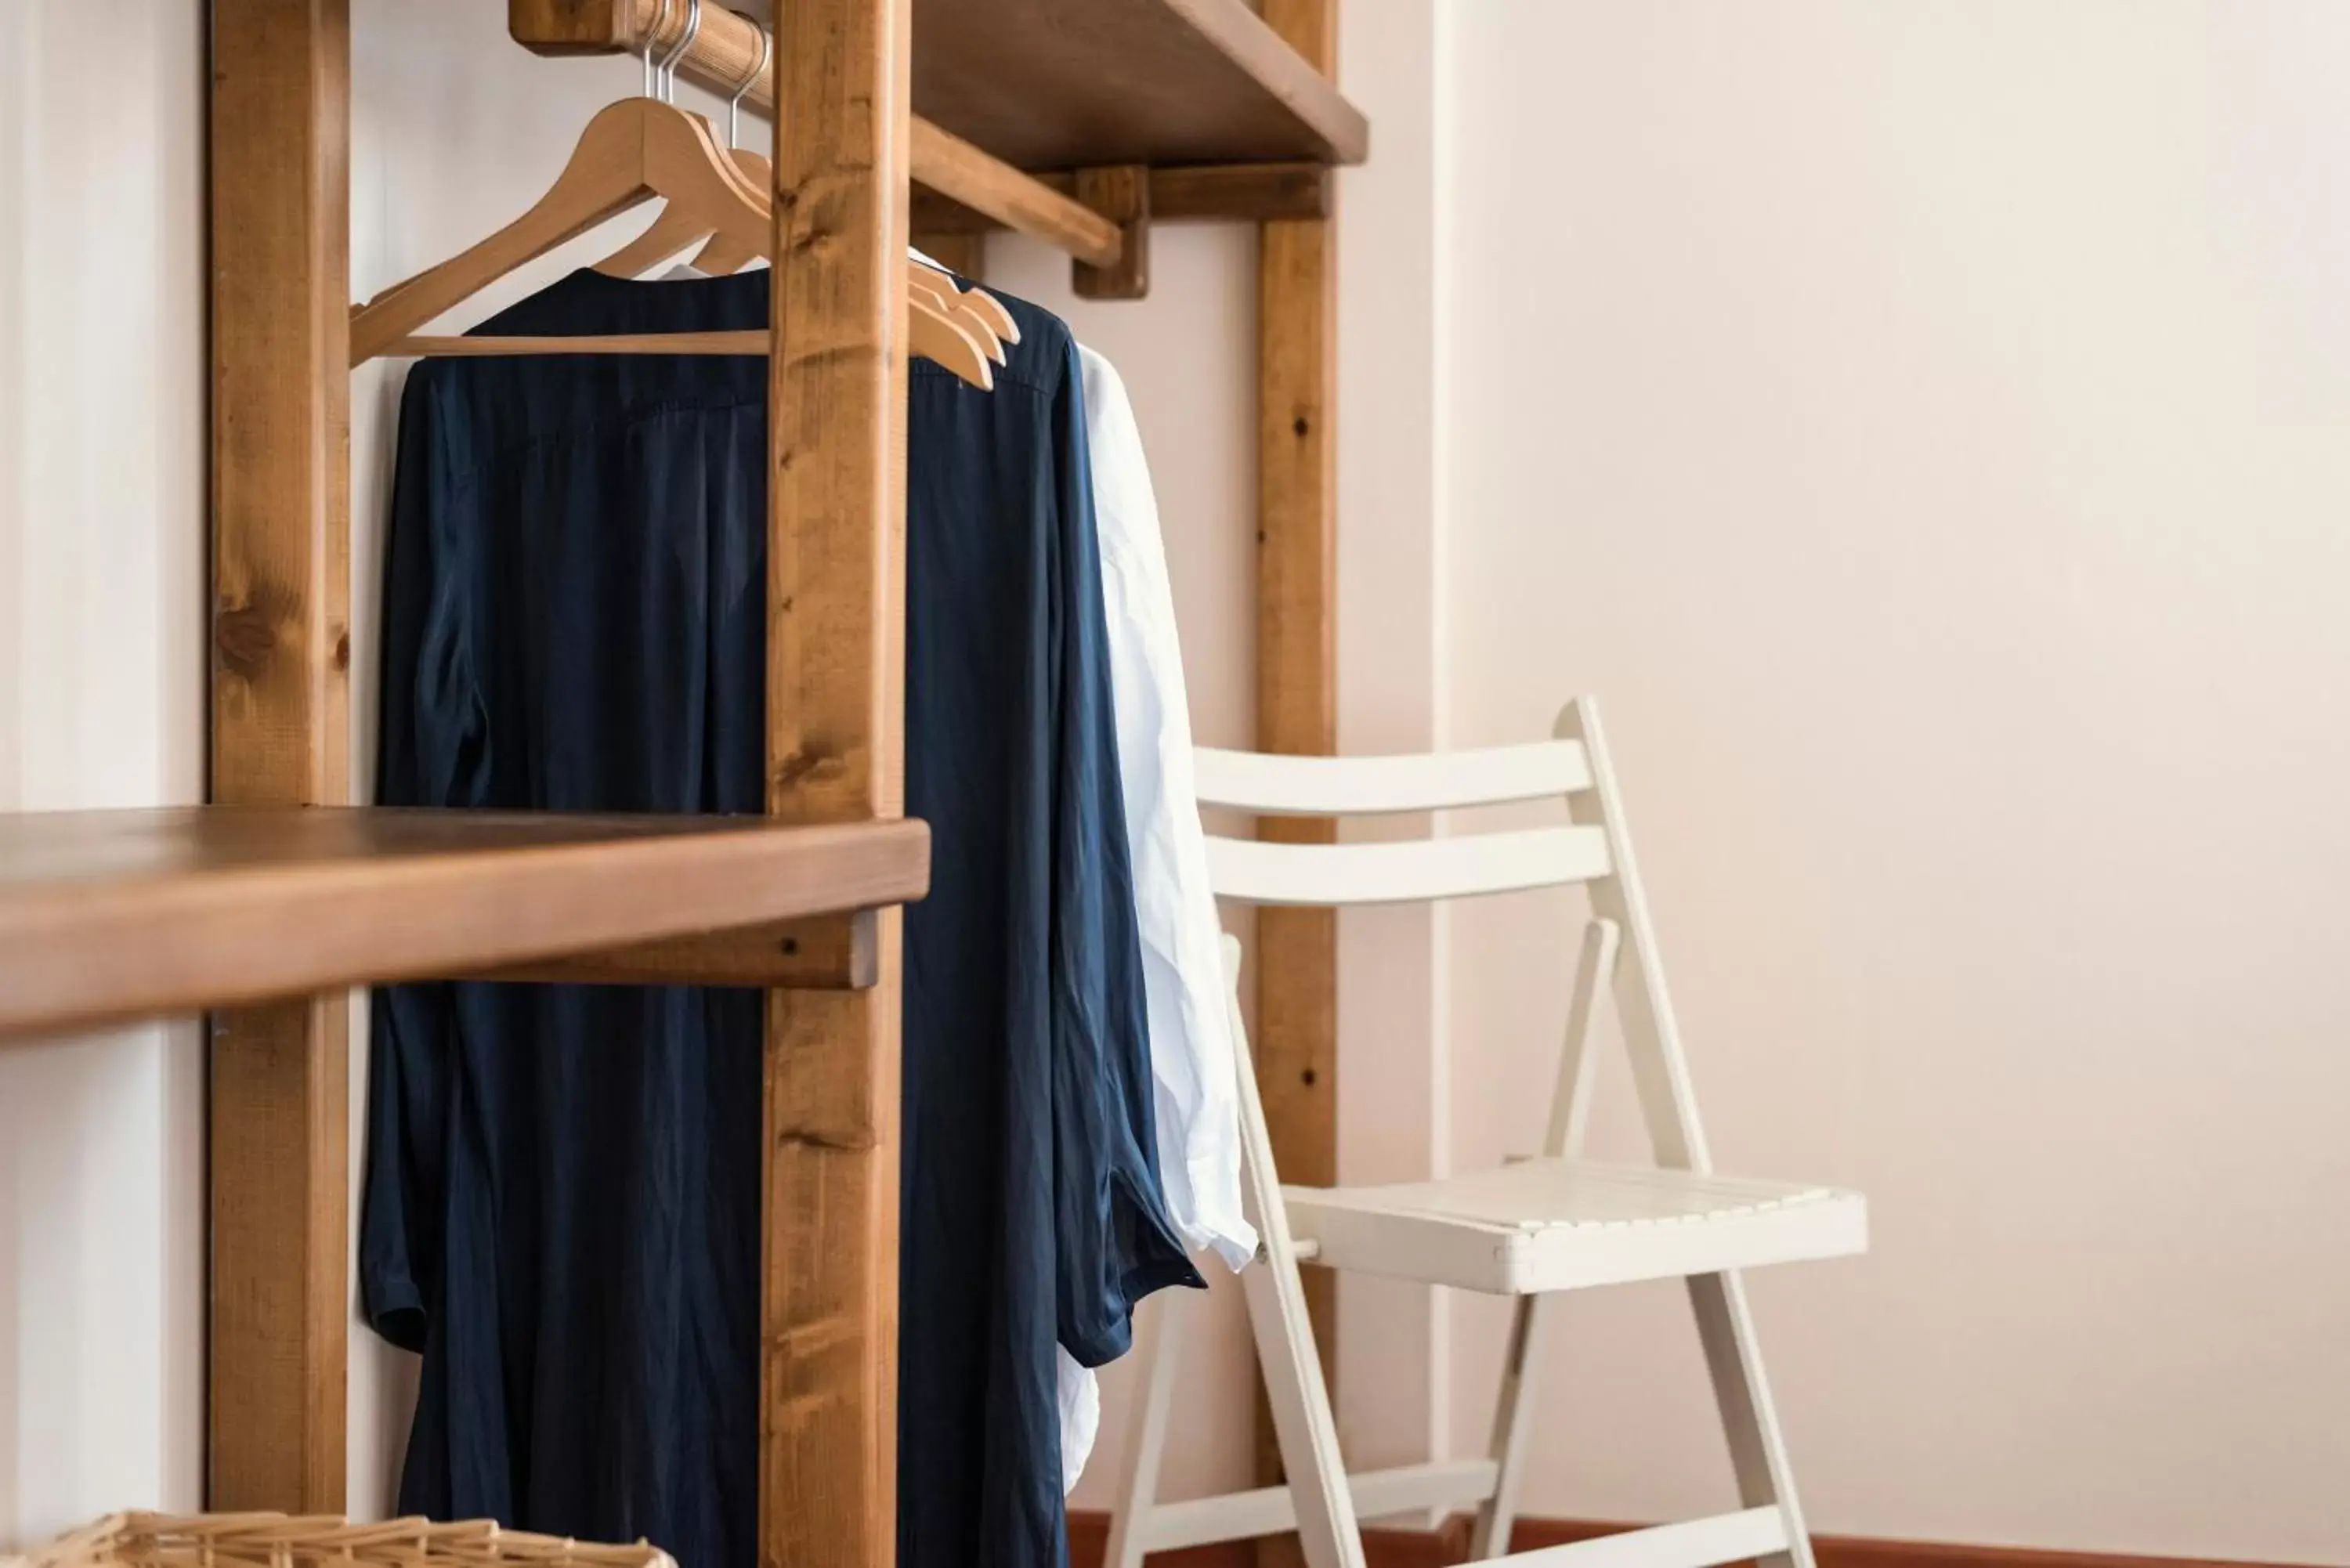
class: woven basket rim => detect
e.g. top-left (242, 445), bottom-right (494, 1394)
top-left (6, 1511), bottom-right (677, 1568)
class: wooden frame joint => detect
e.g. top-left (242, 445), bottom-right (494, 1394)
top-left (1072, 164), bottom-right (1152, 300)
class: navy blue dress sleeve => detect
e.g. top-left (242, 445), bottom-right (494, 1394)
top-left (362, 365), bottom-right (487, 1355)
top-left (1045, 340), bottom-right (1202, 1370)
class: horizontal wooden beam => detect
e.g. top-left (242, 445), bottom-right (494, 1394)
top-left (909, 119), bottom-right (1122, 267)
top-left (469, 911), bottom-right (879, 989)
top-left (508, 0), bottom-right (1121, 266)
top-left (912, 162), bottom-right (1331, 235)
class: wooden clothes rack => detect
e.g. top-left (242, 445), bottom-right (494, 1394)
top-left (2, 3), bottom-right (1368, 1567)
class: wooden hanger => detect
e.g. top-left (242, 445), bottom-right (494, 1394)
top-left (385, 309), bottom-right (996, 389)
top-left (588, 154), bottom-right (1011, 375)
top-left (595, 146), bottom-right (761, 276)
top-left (540, 3), bottom-right (1010, 381)
top-left (910, 252), bottom-right (1021, 347)
top-left (598, 110), bottom-right (1014, 370)
top-left (602, 1), bottom-right (1014, 370)
top-left (679, 148), bottom-right (769, 276)
top-left (595, 0), bottom-right (762, 279)
top-left (907, 266), bottom-right (1007, 367)
top-left (350, 93), bottom-right (759, 361)
top-left (682, 22), bottom-right (773, 278)
top-left (662, 160), bottom-right (1012, 370)
top-left (351, 18), bottom-right (996, 386)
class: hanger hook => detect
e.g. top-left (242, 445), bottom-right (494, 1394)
top-left (643, 0), bottom-right (674, 99)
top-left (726, 16), bottom-right (770, 151)
top-left (660, 0), bottom-right (703, 106)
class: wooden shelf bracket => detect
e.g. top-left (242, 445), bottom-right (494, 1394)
top-left (1073, 164), bottom-right (1152, 301)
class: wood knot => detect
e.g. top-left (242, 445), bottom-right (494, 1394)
top-left (777, 1124), bottom-right (879, 1154)
top-left (214, 602), bottom-right (277, 678)
top-left (771, 746), bottom-right (837, 793)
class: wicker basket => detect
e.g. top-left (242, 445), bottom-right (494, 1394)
top-left (5, 1513), bottom-right (675, 1568)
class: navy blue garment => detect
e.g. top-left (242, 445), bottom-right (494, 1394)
top-left (363, 266), bottom-right (1200, 1568)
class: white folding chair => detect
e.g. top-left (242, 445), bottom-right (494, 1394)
top-left (1103, 695), bottom-right (1867, 1568)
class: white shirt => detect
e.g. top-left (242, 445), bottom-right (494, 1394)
top-left (1056, 342), bottom-right (1256, 1493)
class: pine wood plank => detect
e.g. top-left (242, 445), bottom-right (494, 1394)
top-left (912, 0), bottom-right (1367, 168)
top-left (0, 808), bottom-right (929, 1042)
top-left (909, 117), bottom-right (1123, 266)
top-left (761, 0), bottom-right (910, 1560)
top-left (910, 162), bottom-right (1332, 235)
top-left (1251, 2), bottom-right (1340, 1562)
top-left (207, 0), bottom-right (352, 1514)
top-left (508, 0), bottom-right (1367, 172)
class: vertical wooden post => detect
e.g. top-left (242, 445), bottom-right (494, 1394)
top-left (208, 0), bottom-right (354, 1515)
top-left (1253, 2), bottom-right (1339, 1563)
top-left (762, 0), bottom-right (910, 1564)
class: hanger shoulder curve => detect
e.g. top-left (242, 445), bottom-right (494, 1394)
top-left (349, 98), bottom-right (660, 364)
top-left (909, 300), bottom-right (994, 390)
top-left (686, 149), bottom-right (774, 276)
top-left (953, 287), bottom-right (1019, 345)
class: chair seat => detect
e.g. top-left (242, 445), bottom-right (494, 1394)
top-left (1283, 1158), bottom-right (1867, 1295)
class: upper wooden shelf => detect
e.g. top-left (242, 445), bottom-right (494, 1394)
top-left (510, 0), bottom-right (1367, 172)
top-left (0, 806), bottom-right (930, 1042)
top-left (909, 0), bottom-right (1368, 169)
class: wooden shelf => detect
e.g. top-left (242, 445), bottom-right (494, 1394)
top-left (0, 806), bottom-right (930, 1042)
top-left (510, 1), bottom-right (1367, 173)
top-left (911, 0), bottom-right (1368, 169)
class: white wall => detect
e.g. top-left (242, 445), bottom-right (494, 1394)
top-left (0, 0), bottom-right (207, 1548)
top-left (1439, 4), bottom-right (2350, 1563)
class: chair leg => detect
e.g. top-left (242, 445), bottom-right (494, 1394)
top-left (1687, 1270), bottom-right (1817, 1568)
top-left (1473, 918), bottom-right (1614, 1558)
top-left (1214, 930), bottom-right (1368, 1568)
top-left (1468, 1292), bottom-right (1554, 1559)
top-left (1237, 1238), bottom-right (1367, 1568)
top-left (1102, 1288), bottom-right (1185, 1568)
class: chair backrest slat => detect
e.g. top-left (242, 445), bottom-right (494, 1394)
top-left (1204, 825), bottom-right (1611, 907)
top-left (1194, 739), bottom-right (1592, 817)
